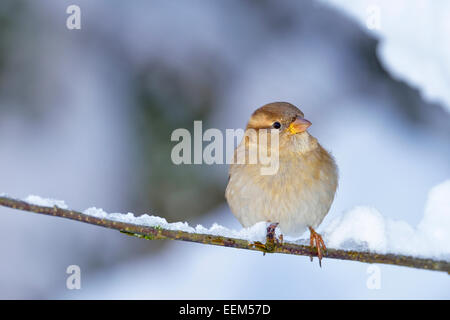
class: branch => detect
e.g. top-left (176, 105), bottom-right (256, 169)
top-left (0, 195), bottom-right (449, 274)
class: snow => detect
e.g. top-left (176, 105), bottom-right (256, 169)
top-left (15, 180), bottom-right (450, 260)
top-left (419, 180), bottom-right (450, 250)
top-left (23, 195), bottom-right (68, 209)
top-left (83, 207), bottom-right (268, 243)
top-left (324, 180), bottom-right (450, 259)
top-left (195, 222), bottom-right (268, 243)
top-left (324, 206), bottom-right (388, 252)
top-left (322, 0), bottom-right (450, 112)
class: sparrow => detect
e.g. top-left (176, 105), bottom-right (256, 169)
top-left (225, 102), bottom-right (338, 265)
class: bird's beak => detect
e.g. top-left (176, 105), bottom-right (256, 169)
top-left (287, 117), bottom-right (311, 134)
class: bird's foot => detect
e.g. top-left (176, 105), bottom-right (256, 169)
top-left (309, 226), bottom-right (327, 267)
top-left (264, 222), bottom-right (278, 252)
top-left (255, 222), bottom-right (283, 255)
top-left (266, 222), bottom-right (278, 242)
top-left (263, 222), bottom-right (280, 253)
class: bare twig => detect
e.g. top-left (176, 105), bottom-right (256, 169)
top-left (0, 195), bottom-right (449, 274)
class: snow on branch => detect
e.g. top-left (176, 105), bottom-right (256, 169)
top-left (0, 195), bottom-right (449, 274)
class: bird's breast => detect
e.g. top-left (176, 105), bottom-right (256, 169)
top-left (226, 145), bottom-right (338, 237)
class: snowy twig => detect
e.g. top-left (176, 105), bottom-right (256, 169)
top-left (0, 195), bottom-right (449, 274)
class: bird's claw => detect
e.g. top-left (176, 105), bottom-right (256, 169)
top-left (264, 222), bottom-right (279, 252)
top-left (252, 222), bottom-right (284, 254)
top-left (309, 226), bottom-right (327, 267)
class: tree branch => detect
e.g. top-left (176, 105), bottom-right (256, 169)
top-left (0, 195), bottom-right (449, 274)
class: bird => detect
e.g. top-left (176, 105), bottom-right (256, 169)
top-left (225, 102), bottom-right (338, 265)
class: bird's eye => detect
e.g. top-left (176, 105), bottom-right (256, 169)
top-left (272, 121), bottom-right (281, 129)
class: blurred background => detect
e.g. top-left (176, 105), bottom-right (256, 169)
top-left (0, 0), bottom-right (449, 299)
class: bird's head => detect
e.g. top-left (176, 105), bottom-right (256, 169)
top-left (244, 102), bottom-right (316, 155)
top-left (246, 101), bottom-right (311, 137)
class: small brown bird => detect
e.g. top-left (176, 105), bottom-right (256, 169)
top-left (225, 102), bottom-right (338, 265)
